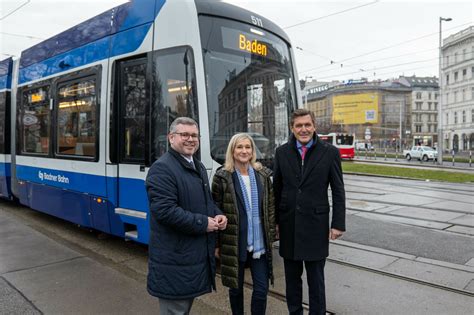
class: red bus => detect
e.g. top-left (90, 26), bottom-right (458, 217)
top-left (318, 133), bottom-right (355, 159)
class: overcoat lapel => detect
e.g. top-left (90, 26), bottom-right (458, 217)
top-left (284, 146), bottom-right (301, 176)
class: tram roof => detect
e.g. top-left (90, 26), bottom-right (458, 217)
top-left (19, 0), bottom-right (160, 69)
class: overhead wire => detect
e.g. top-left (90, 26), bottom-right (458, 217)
top-left (306, 50), bottom-right (474, 79)
top-left (0, 0), bottom-right (31, 21)
top-left (298, 21), bottom-right (473, 76)
top-left (284, 0), bottom-right (380, 30)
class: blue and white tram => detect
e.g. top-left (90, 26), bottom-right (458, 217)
top-left (0, 0), bottom-right (300, 244)
top-left (0, 58), bottom-right (13, 199)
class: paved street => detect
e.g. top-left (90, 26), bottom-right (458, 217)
top-left (0, 173), bottom-right (473, 314)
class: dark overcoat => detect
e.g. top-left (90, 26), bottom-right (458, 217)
top-left (145, 148), bottom-right (222, 299)
top-left (211, 166), bottom-right (276, 289)
top-left (273, 134), bottom-right (346, 261)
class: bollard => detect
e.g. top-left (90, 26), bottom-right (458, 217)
top-left (470, 151), bottom-right (472, 167)
top-left (452, 151), bottom-right (455, 166)
top-left (374, 149), bottom-right (377, 160)
top-left (395, 151), bottom-right (398, 162)
top-left (384, 148), bottom-right (387, 161)
top-left (365, 149), bottom-right (368, 160)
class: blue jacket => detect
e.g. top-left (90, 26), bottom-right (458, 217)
top-left (145, 148), bottom-right (222, 299)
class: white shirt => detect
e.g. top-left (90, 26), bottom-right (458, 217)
top-left (241, 175), bottom-right (252, 205)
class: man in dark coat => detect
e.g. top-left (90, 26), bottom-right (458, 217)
top-left (145, 117), bottom-right (227, 315)
top-left (273, 109), bottom-right (346, 315)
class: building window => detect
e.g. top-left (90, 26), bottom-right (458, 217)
top-left (462, 89), bottom-right (466, 101)
top-left (462, 49), bottom-right (467, 61)
top-left (446, 55), bottom-right (450, 66)
top-left (454, 112), bottom-right (458, 124)
top-left (435, 93), bottom-right (438, 100)
top-left (446, 74), bottom-right (449, 85)
top-left (416, 125), bottom-right (422, 133)
top-left (454, 71), bottom-right (458, 81)
top-left (434, 102), bottom-right (438, 110)
top-left (462, 110), bottom-right (466, 123)
top-left (463, 69), bottom-right (467, 80)
top-left (454, 91), bottom-right (458, 103)
top-left (416, 92), bottom-right (422, 99)
top-left (428, 92), bottom-right (432, 100)
top-left (415, 102), bottom-right (422, 110)
top-left (434, 125), bottom-right (437, 133)
top-left (428, 102), bottom-right (432, 110)
top-left (454, 52), bottom-right (458, 63)
top-left (446, 113), bottom-right (449, 125)
top-left (472, 109), bottom-right (474, 122)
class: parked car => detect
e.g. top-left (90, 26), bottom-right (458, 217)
top-left (403, 146), bottom-right (438, 161)
top-left (355, 141), bottom-right (374, 150)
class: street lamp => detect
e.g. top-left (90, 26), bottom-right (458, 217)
top-left (438, 16), bottom-right (452, 165)
top-left (303, 76), bottom-right (313, 107)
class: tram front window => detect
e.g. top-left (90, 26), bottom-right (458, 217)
top-left (199, 16), bottom-right (297, 167)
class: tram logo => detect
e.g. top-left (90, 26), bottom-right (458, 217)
top-left (38, 170), bottom-right (70, 184)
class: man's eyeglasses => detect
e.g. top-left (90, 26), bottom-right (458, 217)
top-left (173, 132), bottom-right (200, 140)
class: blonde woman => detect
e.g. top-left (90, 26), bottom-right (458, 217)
top-left (211, 133), bottom-right (276, 315)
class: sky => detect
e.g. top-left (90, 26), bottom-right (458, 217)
top-left (1, 0), bottom-right (472, 83)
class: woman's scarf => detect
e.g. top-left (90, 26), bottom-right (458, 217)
top-left (235, 166), bottom-right (265, 259)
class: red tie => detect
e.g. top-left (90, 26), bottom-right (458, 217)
top-left (301, 146), bottom-right (308, 160)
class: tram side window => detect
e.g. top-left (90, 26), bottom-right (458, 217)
top-left (151, 47), bottom-right (198, 161)
top-left (57, 79), bottom-right (97, 158)
top-left (20, 86), bottom-right (51, 155)
top-left (120, 60), bottom-right (147, 162)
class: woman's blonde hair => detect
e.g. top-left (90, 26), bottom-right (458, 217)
top-left (223, 133), bottom-right (262, 172)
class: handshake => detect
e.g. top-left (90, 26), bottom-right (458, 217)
top-left (207, 215), bottom-right (227, 232)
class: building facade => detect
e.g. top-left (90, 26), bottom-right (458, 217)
top-left (441, 26), bottom-right (474, 152)
top-left (398, 76), bottom-right (439, 147)
top-left (305, 81), bottom-right (412, 150)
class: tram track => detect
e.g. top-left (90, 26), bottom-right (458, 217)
top-left (326, 258), bottom-right (474, 298)
top-left (2, 201), bottom-right (473, 315)
top-left (345, 175), bottom-right (474, 195)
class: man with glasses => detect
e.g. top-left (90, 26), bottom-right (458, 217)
top-left (146, 117), bottom-right (227, 314)
top-left (273, 109), bottom-right (346, 315)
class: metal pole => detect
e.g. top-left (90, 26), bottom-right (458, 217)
top-left (452, 150), bottom-right (455, 166)
top-left (384, 148), bottom-right (387, 161)
top-left (470, 151), bottom-right (472, 167)
top-left (437, 17), bottom-right (452, 165)
top-left (399, 101), bottom-right (402, 154)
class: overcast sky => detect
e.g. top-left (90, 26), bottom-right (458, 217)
top-left (1, 0), bottom-right (472, 82)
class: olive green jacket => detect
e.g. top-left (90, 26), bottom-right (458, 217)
top-left (211, 166), bottom-right (276, 289)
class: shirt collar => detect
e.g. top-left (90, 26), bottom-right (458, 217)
top-left (296, 139), bottom-right (313, 150)
top-left (181, 155), bottom-right (194, 163)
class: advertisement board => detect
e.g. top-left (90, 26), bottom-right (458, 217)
top-left (332, 93), bottom-right (378, 124)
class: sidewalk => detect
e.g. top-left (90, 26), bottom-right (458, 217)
top-left (1, 206), bottom-right (473, 314)
top-left (0, 208), bottom-right (288, 314)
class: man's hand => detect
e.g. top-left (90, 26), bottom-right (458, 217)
top-left (215, 215), bottom-right (228, 230)
top-left (329, 228), bottom-right (343, 240)
top-left (207, 217), bottom-right (219, 232)
top-left (275, 224), bottom-right (280, 241)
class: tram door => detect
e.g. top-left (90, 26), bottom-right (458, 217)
top-left (114, 57), bottom-right (151, 243)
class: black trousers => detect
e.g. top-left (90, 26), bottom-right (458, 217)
top-left (229, 253), bottom-right (269, 315)
top-left (283, 258), bottom-right (326, 315)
